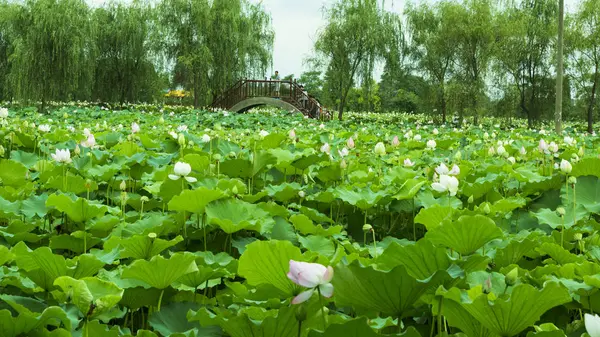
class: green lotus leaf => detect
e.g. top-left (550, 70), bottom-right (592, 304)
top-left (392, 179), bottom-right (426, 200)
top-left (9, 150), bottom-right (39, 168)
top-left (533, 205), bottom-right (589, 229)
top-left (298, 235), bottom-right (335, 258)
top-left (220, 158), bottom-right (253, 178)
top-left (104, 234), bottom-right (184, 260)
top-left (188, 306), bottom-right (297, 337)
top-left (425, 215), bottom-right (503, 255)
top-left (571, 157), bottom-right (600, 178)
top-left (46, 193), bottom-right (107, 223)
top-left (441, 282), bottom-right (571, 337)
top-left (45, 173), bottom-right (98, 194)
top-left (53, 276), bottom-right (123, 319)
top-left (168, 188), bottom-right (225, 214)
top-left (291, 153), bottom-right (327, 171)
top-left (149, 302), bottom-right (221, 337)
top-left (535, 242), bottom-right (585, 265)
top-left (0, 159), bottom-right (28, 187)
top-left (561, 175), bottom-right (600, 213)
top-left (332, 260), bottom-right (451, 317)
top-left (376, 239), bottom-right (452, 279)
top-left (122, 252), bottom-right (198, 289)
top-left (494, 237), bottom-right (538, 268)
top-left (265, 182), bottom-right (303, 202)
top-left (205, 198), bottom-right (271, 234)
top-left (183, 153), bottom-right (210, 173)
top-left (20, 193), bottom-right (49, 218)
top-left (334, 187), bottom-right (385, 210)
top-left (414, 204), bottom-right (453, 230)
top-left (11, 243), bottom-right (68, 291)
top-left (0, 306), bottom-right (71, 337)
top-left (308, 317), bottom-right (422, 337)
top-left (238, 240), bottom-right (302, 296)
top-left (0, 195), bottom-right (20, 218)
top-left (49, 233), bottom-right (102, 254)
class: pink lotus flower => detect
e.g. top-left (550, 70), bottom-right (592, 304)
top-left (403, 158), bottom-right (415, 167)
top-left (320, 143), bottom-right (331, 154)
top-left (131, 122), bottom-right (140, 134)
top-left (347, 137), bottom-right (355, 149)
top-left (81, 134), bottom-right (96, 148)
top-left (289, 129), bottom-right (296, 140)
top-left (287, 260), bottom-right (334, 304)
top-left (392, 136), bottom-right (400, 147)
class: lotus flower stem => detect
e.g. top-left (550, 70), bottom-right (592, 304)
top-left (372, 230), bottom-right (378, 258)
top-left (316, 286), bottom-right (327, 331)
top-left (157, 289), bottom-right (165, 311)
top-left (573, 183), bottom-right (577, 229)
top-left (437, 297), bottom-right (443, 337)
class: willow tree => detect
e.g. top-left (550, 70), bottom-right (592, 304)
top-left (0, 1), bottom-right (17, 101)
top-left (159, 0), bottom-right (273, 107)
top-left (9, 0), bottom-right (93, 111)
top-left (93, 1), bottom-right (161, 104)
top-left (315, 0), bottom-right (400, 120)
top-left (405, 1), bottom-right (457, 123)
top-left (570, 0), bottom-right (600, 133)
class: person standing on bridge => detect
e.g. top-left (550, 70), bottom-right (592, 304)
top-left (273, 70), bottom-right (281, 97)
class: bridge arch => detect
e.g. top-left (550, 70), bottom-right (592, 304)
top-left (230, 97), bottom-right (302, 114)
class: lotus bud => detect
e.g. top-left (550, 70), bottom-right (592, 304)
top-left (468, 195), bottom-right (474, 204)
top-left (231, 185), bottom-right (238, 195)
top-left (148, 232), bottom-right (157, 239)
top-left (362, 224), bottom-right (373, 232)
top-left (454, 151), bottom-right (462, 161)
top-left (340, 159), bottom-right (347, 170)
top-left (568, 176), bottom-right (577, 185)
top-left (74, 145), bottom-right (81, 156)
top-left (482, 203), bottom-right (491, 214)
top-left (213, 154), bottom-right (222, 162)
top-left (505, 268), bottom-right (518, 286)
top-left (140, 196), bottom-right (150, 203)
top-left (556, 207), bottom-right (566, 217)
top-left (578, 147), bottom-right (584, 157)
top-left (120, 180), bottom-right (127, 191)
top-left (574, 233), bottom-right (583, 241)
top-left (295, 304), bottom-right (308, 322)
top-left (178, 133), bottom-right (186, 146)
top-left (298, 190), bottom-right (306, 198)
top-left (228, 151), bottom-right (236, 158)
top-left (0, 145), bottom-right (4, 157)
top-left (159, 116), bottom-right (165, 124)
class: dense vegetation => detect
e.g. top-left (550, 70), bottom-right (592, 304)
top-left (1, 105), bottom-right (600, 336)
top-left (1, 0), bottom-right (599, 128)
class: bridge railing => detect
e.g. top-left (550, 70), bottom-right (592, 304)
top-left (211, 79), bottom-right (323, 117)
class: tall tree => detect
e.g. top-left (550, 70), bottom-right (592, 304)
top-left (0, 1), bottom-right (18, 101)
top-left (159, 0), bottom-right (273, 107)
top-left (449, 0), bottom-right (495, 123)
top-left (405, 1), bottom-right (457, 123)
top-left (555, 0), bottom-right (564, 132)
top-left (93, 1), bottom-right (160, 104)
top-left (8, 0), bottom-right (94, 111)
top-left (494, 0), bottom-right (557, 128)
top-left (315, 0), bottom-right (399, 120)
top-left (569, 0), bottom-right (600, 133)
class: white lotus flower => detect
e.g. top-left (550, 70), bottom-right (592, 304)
top-left (51, 149), bottom-right (71, 163)
top-left (497, 145), bottom-right (506, 156)
top-left (539, 139), bottom-right (549, 153)
top-left (519, 147), bottom-right (527, 156)
top-left (432, 128), bottom-right (439, 135)
top-left (202, 134), bottom-right (211, 143)
top-left (81, 134), bottom-right (96, 148)
top-left (548, 142), bottom-right (559, 153)
top-left (131, 122), bottom-right (140, 133)
top-left (404, 130), bottom-right (413, 139)
top-left (177, 125), bottom-right (188, 132)
top-left (564, 136), bottom-right (575, 146)
top-left (319, 124), bottom-right (325, 129)
top-left (435, 163), bottom-right (450, 175)
top-left (168, 162), bottom-right (197, 183)
top-left (431, 174), bottom-right (459, 196)
top-left (560, 159), bottom-right (572, 174)
top-left (414, 134), bottom-right (422, 141)
top-left (259, 130), bottom-right (269, 138)
top-left (403, 158), bottom-right (415, 167)
top-left (83, 128), bottom-right (91, 137)
top-left (507, 157), bottom-right (516, 165)
top-left (426, 139), bottom-right (436, 149)
top-left (338, 147), bottom-right (349, 157)
top-left (39, 124), bottom-right (51, 133)
top-left (0, 107), bottom-right (8, 118)
top-left (347, 137), bottom-right (355, 149)
top-left (169, 131), bottom-right (178, 139)
top-left (320, 143), bottom-right (331, 154)
top-left (374, 142), bottom-right (386, 156)
top-left (488, 146), bottom-right (496, 156)
top-left (585, 313), bottom-right (600, 337)
top-left (449, 164), bottom-right (460, 176)
top-left (289, 129), bottom-right (296, 140)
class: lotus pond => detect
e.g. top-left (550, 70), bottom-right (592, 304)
top-left (1, 104), bottom-right (600, 337)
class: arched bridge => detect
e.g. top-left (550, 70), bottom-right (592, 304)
top-left (211, 79), bottom-right (323, 118)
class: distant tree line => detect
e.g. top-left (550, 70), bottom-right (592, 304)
top-left (0, 0), bottom-right (273, 110)
top-left (303, 0), bottom-right (600, 131)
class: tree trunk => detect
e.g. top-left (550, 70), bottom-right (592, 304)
top-left (193, 74), bottom-right (200, 108)
top-left (440, 83), bottom-right (447, 124)
top-left (587, 67), bottom-right (598, 133)
top-left (554, 0), bottom-right (564, 133)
